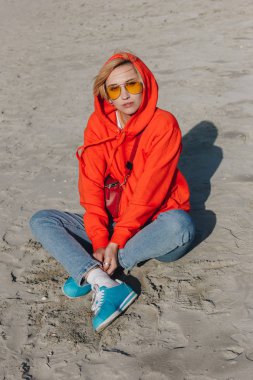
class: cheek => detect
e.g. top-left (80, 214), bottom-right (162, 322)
top-left (113, 99), bottom-right (121, 109)
top-left (135, 94), bottom-right (142, 107)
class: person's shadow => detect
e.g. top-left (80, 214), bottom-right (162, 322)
top-left (179, 120), bottom-right (223, 248)
top-left (118, 121), bottom-right (222, 291)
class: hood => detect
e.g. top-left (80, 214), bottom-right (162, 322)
top-left (94, 52), bottom-right (158, 139)
top-left (78, 53), bottom-right (159, 170)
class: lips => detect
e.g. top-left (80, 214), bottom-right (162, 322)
top-left (122, 102), bottom-right (134, 108)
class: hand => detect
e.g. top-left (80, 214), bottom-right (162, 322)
top-left (103, 242), bottom-right (119, 275)
top-left (93, 247), bottom-right (106, 263)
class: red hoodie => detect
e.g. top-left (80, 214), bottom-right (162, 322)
top-left (77, 53), bottom-right (190, 250)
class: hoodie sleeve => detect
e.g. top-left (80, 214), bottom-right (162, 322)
top-left (110, 118), bottom-right (182, 248)
top-left (78, 132), bottom-right (109, 251)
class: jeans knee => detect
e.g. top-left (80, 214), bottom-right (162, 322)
top-left (181, 223), bottom-right (195, 246)
top-left (29, 209), bottom-right (59, 233)
top-left (179, 217), bottom-right (195, 247)
top-left (159, 209), bottom-right (195, 247)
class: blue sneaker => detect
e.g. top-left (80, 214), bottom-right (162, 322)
top-left (91, 281), bottom-right (138, 332)
top-left (62, 277), bottom-right (91, 299)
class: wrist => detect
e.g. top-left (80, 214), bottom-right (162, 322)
top-left (107, 242), bottom-right (119, 255)
top-left (108, 241), bottom-right (119, 248)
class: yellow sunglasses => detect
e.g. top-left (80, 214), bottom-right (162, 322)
top-left (106, 81), bottom-right (143, 101)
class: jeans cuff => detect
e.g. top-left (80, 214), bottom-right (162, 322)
top-left (76, 262), bottom-right (100, 286)
top-left (118, 250), bottom-right (134, 271)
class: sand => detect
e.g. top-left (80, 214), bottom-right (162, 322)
top-left (1, 0), bottom-right (253, 379)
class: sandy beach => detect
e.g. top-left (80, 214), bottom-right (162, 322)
top-left (1, 0), bottom-right (253, 379)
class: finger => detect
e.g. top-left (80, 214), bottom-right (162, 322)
top-left (94, 254), bottom-right (102, 263)
top-left (106, 264), bottom-right (112, 275)
top-left (107, 267), bottom-right (114, 275)
top-left (107, 262), bottom-right (117, 275)
top-left (103, 261), bottom-right (111, 269)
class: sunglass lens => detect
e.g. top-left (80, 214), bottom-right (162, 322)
top-left (107, 86), bottom-right (120, 100)
top-left (125, 82), bottom-right (143, 95)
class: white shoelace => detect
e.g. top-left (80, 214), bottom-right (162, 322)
top-left (91, 284), bottom-right (105, 315)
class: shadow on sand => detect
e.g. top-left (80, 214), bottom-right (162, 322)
top-left (179, 120), bottom-right (223, 249)
top-left (125, 120), bottom-right (222, 288)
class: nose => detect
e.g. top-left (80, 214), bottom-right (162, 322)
top-left (120, 85), bottom-right (130, 100)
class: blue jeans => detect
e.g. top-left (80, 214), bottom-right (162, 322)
top-left (29, 209), bottom-right (195, 286)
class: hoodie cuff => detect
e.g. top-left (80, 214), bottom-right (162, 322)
top-left (110, 229), bottom-right (132, 249)
top-left (91, 234), bottom-right (109, 252)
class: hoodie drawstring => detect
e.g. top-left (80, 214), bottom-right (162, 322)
top-left (76, 131), bottom-right (127, 176)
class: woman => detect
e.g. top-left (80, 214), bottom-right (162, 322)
top-left (30, 51), bottom-right (195, 332)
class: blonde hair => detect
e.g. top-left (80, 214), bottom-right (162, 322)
top-left (93, 51), bottom-right (141, 100)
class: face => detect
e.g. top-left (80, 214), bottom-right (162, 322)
top-left (105, 64), bottom-right (143, 118)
